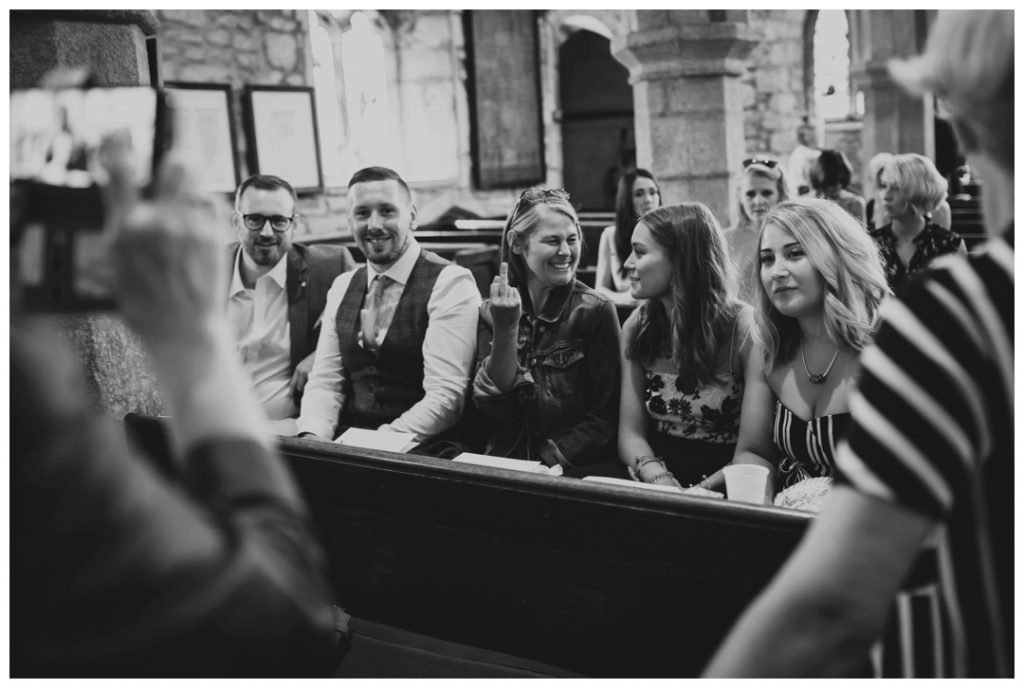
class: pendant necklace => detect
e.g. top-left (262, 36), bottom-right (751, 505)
top-left (801, 341), bottom-right (840, 385)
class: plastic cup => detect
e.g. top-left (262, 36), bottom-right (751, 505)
top-left (723, 465), bottom-right (769, 505)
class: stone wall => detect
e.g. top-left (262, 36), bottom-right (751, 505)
top-left (152, 9), bottom-right (869, 232)
top-left (739, 9), bottom-right (807, 159)
top-left (155, 10), bottom-right (327, 241)
top-left (385, 10), bottom-right (521, 223)
top-left (157, 10), bottom-right (307, 86)
top-left (734, 10), bottom-right (867, 210)
top-left (155, 9), bottom-right (532, 237)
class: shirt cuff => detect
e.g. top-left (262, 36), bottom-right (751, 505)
top-left (295, 415), bottom-right (335, 441)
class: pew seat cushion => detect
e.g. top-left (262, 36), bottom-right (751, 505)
top-left (334, 617), bottom-right (580, 678)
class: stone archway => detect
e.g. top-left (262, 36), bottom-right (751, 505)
top-left (557, 27), bottom-right (634, 211)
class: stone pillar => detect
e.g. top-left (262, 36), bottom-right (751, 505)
top-left (849, 10), bottom-right (934, 172)
top-left (10, 10), bottom-right (159, 88)
top-left (11, 10), bottom-right (166, 417)
top-left (612, 13), bottom-right (760, 226)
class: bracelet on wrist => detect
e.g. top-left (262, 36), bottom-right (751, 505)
top-left (646, 470), bottom-right (677, 485)
top-left (634, 454), bottom-right (664, 473)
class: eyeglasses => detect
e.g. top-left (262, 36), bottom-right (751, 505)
top-left (743, 158), bottom-right (778, 169)
top-left (235, 211), bottom-right (297, 233)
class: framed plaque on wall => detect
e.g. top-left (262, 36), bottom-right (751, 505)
top-left (243, 85), bottom-right (324, 194)
top-left (463, 10), bottom-right (545, 190)
top-left (164, 82), bottom-right (240, 194)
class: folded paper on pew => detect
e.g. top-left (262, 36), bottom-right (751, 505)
top-left (582, 475), bottom-right (685, 494)
top-left (452, 453), bottom-right (564, 476)
top-left (335, 427), bottom-right (419, 453)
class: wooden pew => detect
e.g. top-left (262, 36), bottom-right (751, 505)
top-left (305, 217), bottom-right (609, 292)
top-left (124, 414), bottom-right (811, 677)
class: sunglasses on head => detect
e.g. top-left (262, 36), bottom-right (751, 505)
top-left (510, 187), bottom-right (572, 218)
top-left (743, 158), bottom-right (778, 169)
top-left (518, 187), bottom-right (570, 205)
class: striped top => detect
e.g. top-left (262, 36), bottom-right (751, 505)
top-left (772, 400), bottom-right (850, 490)
top-left (835, 234), bottom-right (1013, 677)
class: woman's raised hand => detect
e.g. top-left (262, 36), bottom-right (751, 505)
top-left (489, 262), bottom-right (522, 331)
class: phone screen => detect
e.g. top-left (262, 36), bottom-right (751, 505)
top-left (11, 87), bottom-right (162, 312)
top-left (11, 87), bottom-right (157, 188)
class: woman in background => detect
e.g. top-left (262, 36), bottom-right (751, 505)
top-left (868, 152), bottom-right (952, 232)
top-left (871, 152), bottom-right (965, 289)
top-left (474, 188), bottom-right (621, 470)
top-left (730, 197), bottom-right (888, 497)
top-left (595, 168), bottom-right (661, 307)
top-left (810, 149), bottom-right (867, 227)
top-left (724, 159), bottom-right (789, 305)
top-left (864, 151), bottom-right (895, 231)
top-left (618, 203), bottom-right (755, 489)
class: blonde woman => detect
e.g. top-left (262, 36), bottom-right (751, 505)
top-left (871, 153), bottom-right (966, 288)
top-left (723, 159), bottom-right (789, 304)
top-left (864, 151), bottom-right (895, 230)
top-left (730, 197), bottom-right (888, 495)
top-left (474, 188), bottom-right (620, 469)
top-left (708, 10), bottom-right (1013, 677)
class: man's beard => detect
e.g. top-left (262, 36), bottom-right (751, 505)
top-left (364, 232), bottom-right (410, 265)
top-left (249, 240), bottom-right (282, 265)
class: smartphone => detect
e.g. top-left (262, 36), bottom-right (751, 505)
top-left (10, 86), bottom-right (169, 312)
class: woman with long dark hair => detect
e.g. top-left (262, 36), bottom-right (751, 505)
top-left (618, 203), bottom-right (755, 489)
top-left (595, 168), bottom-right (661, 306)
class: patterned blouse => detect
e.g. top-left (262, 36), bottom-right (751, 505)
top-left (640, 309), bottom-right (744, 445)
top-left (643, 368), bottom-right (743, 444)
top-left (870, 222), bottom-right (964, 289)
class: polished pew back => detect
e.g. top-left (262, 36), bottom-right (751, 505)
top-left (124, 414), bottom-right (811, 677)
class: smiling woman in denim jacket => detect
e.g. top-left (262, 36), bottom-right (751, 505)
top-left (473, 188), bottom-right (621, 471)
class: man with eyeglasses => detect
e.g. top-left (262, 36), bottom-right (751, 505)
top-left (296, 166), bottom-right (481, 447)
top-left (228, 174), bottom-right (355, 420)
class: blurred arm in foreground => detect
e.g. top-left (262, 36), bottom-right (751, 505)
top-left (11, 145), bottom-right (347, 677)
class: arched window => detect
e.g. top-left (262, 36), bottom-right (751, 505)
top-left (341, 12), bottom-right (399, 170)
top-left (308, 11), bottom-right (348, 187)
top-left (813, 10), bottom-right (856, 121)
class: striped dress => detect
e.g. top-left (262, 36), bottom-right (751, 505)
top-left (771, 400), bottom-right (850, 489)
top-left (835, 234), bottom-right (1013, 677)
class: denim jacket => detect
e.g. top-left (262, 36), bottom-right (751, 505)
top-left (473, 280), bottom-right (621, 467)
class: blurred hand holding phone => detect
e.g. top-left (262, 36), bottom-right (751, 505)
top-left (11, 86), bottom-right (169, 311)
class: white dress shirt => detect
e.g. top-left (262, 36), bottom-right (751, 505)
top-left (296, 239), bottom-right (481, 441)
top-left (226, 249), bottom-right (296, 420)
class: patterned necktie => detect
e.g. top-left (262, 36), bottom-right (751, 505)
top-left (360, 274), bottom-right (391, 353)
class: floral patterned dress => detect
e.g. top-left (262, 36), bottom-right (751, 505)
top-left (641, 329), bottom-right (744, 486)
